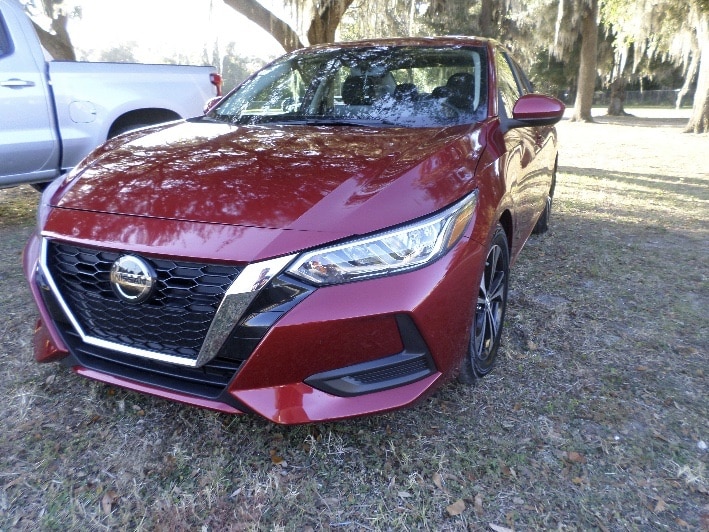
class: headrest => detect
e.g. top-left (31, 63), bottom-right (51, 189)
top-left (446, 72), bottom-right (475, 109)
top-left (341, 74), bottom-right (396, 105)
top-left (341, 76), bottom-right (374, 105)
top-left (394, 83), bottom-right (418, 100)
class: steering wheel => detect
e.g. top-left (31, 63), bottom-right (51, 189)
top-left (438, 100), bottom-right (461, 121)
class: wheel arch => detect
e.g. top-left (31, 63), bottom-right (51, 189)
top-left (108, 108), bottom-right (182, 138)
top-left (550, 154), bottom-right (558, 198)
top-left (498, 209), bottom-right (513, 250)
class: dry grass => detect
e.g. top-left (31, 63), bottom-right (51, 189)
top-left (0, 110), bottom-right (707, 530)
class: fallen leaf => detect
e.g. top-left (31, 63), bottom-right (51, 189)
top-left (319, 496), bottom-right (340, 507)
top-left (101, 490), bottom-right (119, 514)
top-left (3, 476), bottom-right (23, 489)
top-left (702, 509), bottom-right (709, 529)
top-left (397, 491), bottom-right (412, 499)
top-left (500, 464), bottom-right (517, 478)
top-left (566, 451), bottom-right (585, 463)
top-left (474, 493), bottom-right (484, 516)
top-left (269, 450), bottom-right (285, 465)
top-left (653, 432), bottom-right (671, 443)
top-left (432, 472), bottom-right (444, 490)
top-left (446, 499), bottom-right (465, 517)
top-left (653, 498), bottom-right (666, 513)
top-left (489, 524), bottom-right (513, 532)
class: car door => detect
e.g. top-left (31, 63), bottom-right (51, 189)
top-left (0, 5), bottom-right (59, 187)
top-left (507, 54), bottom-right (556, 226)
top-left (496, 49), bottom-right (538, 251)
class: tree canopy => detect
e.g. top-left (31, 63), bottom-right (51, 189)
top-left (23, 0), bottom-right (709, 132)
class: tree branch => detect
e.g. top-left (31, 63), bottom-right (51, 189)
top-left (30, 16), bottom-right (76, 60)
top-left (222, 0), bottom-right (303, 52)
top-left (307, 0), bottom-right (355, 45)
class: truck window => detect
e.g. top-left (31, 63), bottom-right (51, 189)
top-left (0, 14), bottom-right (12, 58)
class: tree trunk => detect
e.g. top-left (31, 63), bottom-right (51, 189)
top-left (31, 14), bottom-right (76, 61)
top-left (606, 76), bottom-right (628, 116)
top-left (676, 46), bottom-right (699, 109)
top-left (479, 0), bottom-right (495, 37)
top-left (223, 0), bottom-right (354, 51)
top-left (570, 0), bottom-right (599, 123)
top-left (223, 0), bottom-right (304, 52)
top-left (685, 13), bottom-right (709, 133)
top-left (307, 0), bottom-right (355, 45)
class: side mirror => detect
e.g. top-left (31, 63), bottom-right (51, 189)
top-left (203, 97), bottom-right (222, 114)
top-left (511, 94), bottom-right (565, 126)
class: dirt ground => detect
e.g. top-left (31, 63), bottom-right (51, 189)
top-left (0, 108), bottom-right (706, 530)
top-left (559, 107), bottom-right (705, 178)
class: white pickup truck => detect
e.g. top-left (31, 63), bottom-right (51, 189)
top-left (0, 0), bottom-right (221, 188)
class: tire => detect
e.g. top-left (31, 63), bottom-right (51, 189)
top-left (532, 194), bottom-right (551, 234)
top-left (459, 223), bottom-right (510, 384)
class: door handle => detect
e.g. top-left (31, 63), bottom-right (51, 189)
top-left (0, 78), bottom-right (36, 88)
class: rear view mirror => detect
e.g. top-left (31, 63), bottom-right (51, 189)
top-left (203, 97), bottom-right (222, 114)
top-left (511, 94), bottom-right (565, 126)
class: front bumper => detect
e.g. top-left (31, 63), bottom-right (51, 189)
top-left (23, 230), bottom-right (484, 424)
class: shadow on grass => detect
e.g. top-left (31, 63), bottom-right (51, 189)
top-left (559, 165), bottom-right (709, 202)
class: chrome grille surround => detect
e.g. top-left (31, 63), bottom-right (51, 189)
top-left (41, 238), bottom-right (296, 367)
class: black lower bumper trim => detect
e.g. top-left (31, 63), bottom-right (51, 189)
top-left (304, 315), bottom-right (436, 397)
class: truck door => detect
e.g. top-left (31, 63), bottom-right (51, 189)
top-left (0, 4), bottom-right (60, 187)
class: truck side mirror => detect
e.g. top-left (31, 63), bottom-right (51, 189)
top-left (204, 97), bottom-right (222, 114)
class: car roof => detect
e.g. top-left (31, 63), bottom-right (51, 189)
top-left (295, 36), bottom-right (499, 53)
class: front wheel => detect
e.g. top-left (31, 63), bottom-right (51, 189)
top-left (459, 223), bottom-right (510, 384)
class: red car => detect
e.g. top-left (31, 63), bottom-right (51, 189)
top-left (23, 37), bottom-right (563, 424)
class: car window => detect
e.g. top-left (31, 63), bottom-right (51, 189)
top-left (496, 50), bottom-right (521, 118)
top-left (0, 15), bottom-right (12, 59)
top-left (240, 63), bottom-right (307, 116)
top-left (508, 56), bottom-right (533, 94)
top-left (210, 45), bottom-right (488, 128)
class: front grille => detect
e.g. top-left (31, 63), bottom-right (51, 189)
top-left (47, 242), bottom-right (243, 361)
top-left (61, 327), bottom-right (242, 399)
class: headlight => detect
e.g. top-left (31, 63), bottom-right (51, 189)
top-left (287, 191), bottom-right (477, 285)
top-left (36, 174), bottom-right (67, 228)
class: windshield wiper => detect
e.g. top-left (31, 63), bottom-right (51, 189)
top-left (304, 118), bottom-right (398, 127)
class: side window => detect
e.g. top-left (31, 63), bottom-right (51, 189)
top-left (0, 14), bottom-right (13, 59)
top-left (496, 50), bottom-right (521, 118)
top-left (245, 66), bottom-right (305, 115)
top-left (509, 57), bottom-right (533, 94)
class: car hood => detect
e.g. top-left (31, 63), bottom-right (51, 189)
top-left (49, 119), bottom-right (484, 254)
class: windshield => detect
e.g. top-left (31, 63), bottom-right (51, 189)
top-left (208, 45), bottom-right (488, 128)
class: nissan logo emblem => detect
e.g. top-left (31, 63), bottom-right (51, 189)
top-left (110, 255), bottom-right (156, 304)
